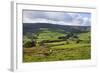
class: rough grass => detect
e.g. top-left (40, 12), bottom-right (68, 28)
top-left (51, 44), bottom-right (90, 49)
top-left (37, 30), bottom-right (66, 41)
top-left (23, 30), bottom-right (91, 62)
top-left (23, 43), bottom-right (91, 62)
top-left (78, 32), bottom-right (90, 40)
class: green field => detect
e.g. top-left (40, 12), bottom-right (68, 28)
top-left (23, 28), bottom-right (91, 62)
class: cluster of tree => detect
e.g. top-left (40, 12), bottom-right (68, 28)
top-left (58, 33), bottom-right (78, 40)
top-left (23, 40), bottom-right (35, 48)
top-left (23, 33), bottom-right (38, 48)
top-left (23, 32), bottom-right (90, 48)
top-left (40, 39), bottom-right (63, 43)
top-left (58, 33), bottom-right (90, 44)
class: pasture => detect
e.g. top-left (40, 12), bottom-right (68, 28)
top-left (23, 29), bottom-right (91, 62)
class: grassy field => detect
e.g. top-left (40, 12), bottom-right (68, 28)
top-left (23, 44), bottom-right (91, 62)
top-left (23, 28), bottom-right (91, 62)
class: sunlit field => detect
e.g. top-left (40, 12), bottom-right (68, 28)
top-left (23, 26), bottom-right (91, 62)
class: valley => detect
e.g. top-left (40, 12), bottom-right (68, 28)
top-left (23, 23), bottom-right (91, 62)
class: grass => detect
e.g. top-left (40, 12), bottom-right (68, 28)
top-left (51, 44), bottom-right (90, 49)
top-left (44, 41), bottom-right (67, 47)
top-left (23, 43), bottom-right (91, 62)
top-left (37, 30), bottom-right (66, 41)
top-left (23, 29), bottom-right (91, 62)
top-left (78, 32), bottom-right (90, 40)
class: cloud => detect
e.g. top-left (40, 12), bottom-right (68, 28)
top-left (44, 11), bottom-right (73, 22)
top-left (23, 10), bottom-right (91, 26)
top-left (82, 17), bottom-right (91, 26)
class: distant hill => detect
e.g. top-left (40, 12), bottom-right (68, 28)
top-left (23, 23), bottom-right (90, 34)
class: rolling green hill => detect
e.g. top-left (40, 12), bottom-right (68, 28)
top-left (23, 23), bottom-right (91, 62)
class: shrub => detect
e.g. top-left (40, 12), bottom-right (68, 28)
top-left (76, 39), bottom-right (82, 43)
top-left (23, 40), bottom-right (35, 48)
top-left (40, 40), bottom-right (63, 43)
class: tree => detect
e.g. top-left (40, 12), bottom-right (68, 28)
top-left (23, 40), bottom-right (35, 48)
top-left (73, 35), bottom-right (78, 39)
top-left (65, 33), bottom-right (74, 39)
top-left (31, 33), bottom-right (39, 47)
top-left (66, 39), bottom-right (69, 44)
top-left (76, 39), bottom-right (82, 43)
top-left (58, 36), bottom-right (66, 40)
top-left (25, 33), bottom-right (38, 47)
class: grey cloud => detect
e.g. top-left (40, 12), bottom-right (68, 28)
top-left (23, 10), bottom-right (91, 26)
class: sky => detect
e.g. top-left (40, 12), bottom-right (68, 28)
top-left (23, 10), bottom-right (91, 26)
